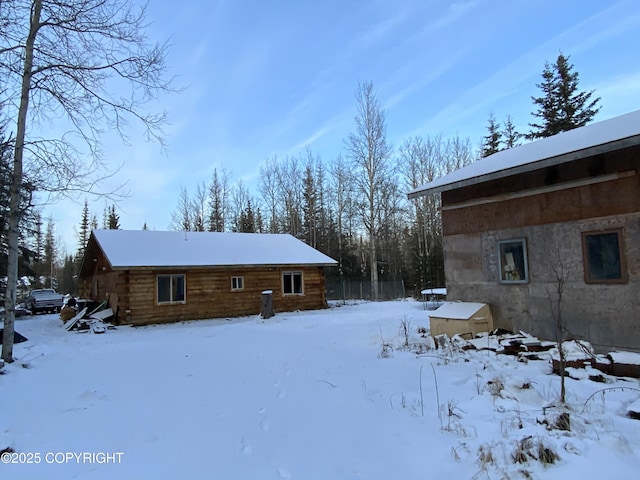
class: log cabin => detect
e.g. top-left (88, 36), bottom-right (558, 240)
top-left (78, 230), bottom-right (337, 325)
top-left (409, 109), bottom-right (640, 352)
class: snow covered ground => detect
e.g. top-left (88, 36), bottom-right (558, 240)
top-left (2, 300), bottom-right (639, 479)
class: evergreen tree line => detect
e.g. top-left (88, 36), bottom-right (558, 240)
top-left (2, 101), bottom-right (123, 297)
top-left (2, 122), bottom-right (72, 297)
top-left (0, 113), bottom-right (43, 296)
top-left (168, 136), bottom-right (476, 297)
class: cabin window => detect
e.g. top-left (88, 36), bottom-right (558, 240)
top-left (231, 276), bottom-right (244, 291)
top-left (157, 274), bottom-right (186, 304)
top-left (497, 239), bottom-right (529, 284)
top-left (582, 229), bottom-right (627, 284)
top-left (282, 271), bottom-right (303, 295)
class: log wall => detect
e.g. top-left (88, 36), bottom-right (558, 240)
top-left (83, 266), bottom-right (328, 326)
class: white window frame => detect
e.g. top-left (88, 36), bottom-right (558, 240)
top-left (231, 276), bottom-right (244, 291)
top-left (497, 239), bottom-right (529, 284)
top-left (156, 274), bottom-right (186, 305)
top-left (282, 271), bottom-right (303, 295)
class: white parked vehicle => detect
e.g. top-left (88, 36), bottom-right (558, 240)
top-left (25, 288), bottom-right (65, 314)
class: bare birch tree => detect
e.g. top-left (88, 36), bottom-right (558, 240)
top-left (1, 0), bottom-right (173, 361)
top-left (192, 181), bottom-right (208, 232)
top-left (278, 155), bottom-right (303, 237)
top-left (229, 180), bottom-right (250, 233)
top-left (400, 136), bottom-right (440, 289)
top-left (258, 156), bottom-right (281, 234)
top-left (345, 81), bottom-right (392, 300)
top-left (169, 186), bottom-right (192, 232)
top-left (328, 154), bottom-right (354, 277)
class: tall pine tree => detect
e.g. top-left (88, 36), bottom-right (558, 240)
top-left (0, 112), bottom-right (38, 280)
top-left (107, 205), bottom-right (120, 229)
top-left (502, 115), bottom-right (520, 149)
top-left (58, 254), bottom-right (78, 295)
top-left (77, 199), bottom-right (90, 263)
top-left (0, 118), bottom-right (12, 276)
top-left (528, 53), bottom-right (601, 139)
top-left (43, 217), bottom-right (56, 289)
top-left (482, 112), bottom-right (502, 157)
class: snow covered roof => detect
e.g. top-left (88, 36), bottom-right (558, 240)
top-left (409, 109), bottom-right (640, 198)
top-left (421, 288), bottom-right (447, 296)
top-left (429, 301), bottom-right (488, 320)
top-left (91, 230), bottom-right (337, 269)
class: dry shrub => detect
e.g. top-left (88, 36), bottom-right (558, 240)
top-left (512, 436), bottom-right (559, 466)
top-left (477, 443), bottom-right (494, 468)
top-left (486, 377), bottom-right (505, 397)
top-left (398, 316), bottom-right (411, 350)
top-left (378, 342), bottom-right (393, 359)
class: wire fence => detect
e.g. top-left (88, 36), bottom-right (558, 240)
top-left (325, 278), bottom-right (406, 301)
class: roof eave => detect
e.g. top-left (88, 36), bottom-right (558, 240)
top-left (408, 134), bottom-right (640, 199)
top-left (108, 262), bottom-right (338, 271)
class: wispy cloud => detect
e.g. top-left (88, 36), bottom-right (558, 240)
top-left (307, 6), bottom-right (411, 92)
top-left (408, 0), bottom-right (640, 139)
top-left (350, 8), bottom-right (410, 53)
top-left (562, 1), bottom-right (640, 54)
top-left (428, 1), bottom-right (479, 31)
top-left (227, 41), bottom-right (272, 95)
top-left (594, 71), bottom-right (640, 116)
top-left (383, 48), bottom-right (469, 110)
top-left (283, 106), bottom-right (355, 157)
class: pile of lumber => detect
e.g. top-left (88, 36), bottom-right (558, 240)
top-left (64, 303), bottom-right (115, 334)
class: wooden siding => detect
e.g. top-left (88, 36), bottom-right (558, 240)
top-left (442, 145), bottom-right (638, 205)
top-left (82, 266), bottom-right (328, 326)
top-left (442, 170), bottom-right (639, 236)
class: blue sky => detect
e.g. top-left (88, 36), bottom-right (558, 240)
top-left (45, 0), bottom-right (640, 253)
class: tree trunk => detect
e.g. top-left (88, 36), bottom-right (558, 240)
top-left (2, 0), bottom-right (41, 363)
top-left (370, 234), bottom-right (378, 300)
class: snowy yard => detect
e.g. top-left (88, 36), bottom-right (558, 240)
top-left (2, 300), bottom-right (639, 479)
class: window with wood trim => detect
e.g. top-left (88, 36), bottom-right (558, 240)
top-left (497, 239), bottom-right (529, 284)
top-left (582, 229), bottom-right (627, 284)
top-left (231, 276), bottom-right (244, 291)
top-left (282, 271), bottom-right (303, 295)
top-left (157, 274), bottom-right (186, 304)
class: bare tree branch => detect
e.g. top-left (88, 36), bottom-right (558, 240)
top-left (1, 0), bottom-right (175, 361)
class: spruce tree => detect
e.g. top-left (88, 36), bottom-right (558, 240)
top-left (528, 53), bottom-right (601, 139)
top-left (107, 205), bottom-right (120, 229)
top-left (0, 112), bottom-right (39, 282)
top-left (43, 217), bottom-right (56, 289)
top-left (58, 255), bottom-right (78, 295)
top-left (0, 121), bottom-right (12, 275)
top-left (77, 199), bottom-right (90, 262)
top-left (482, 112), bottom-right (502, 157)
top-left (33, 212), bottom-right (44, 267)
top-left (208, 168), bottom-right (229, 232)
top-left (302, 162), bottom-right (318, 247)
top-left (240, 200), bottom-right (255, 233)
top-left (502, 115), bottom-right (520, 149)
top-left (255, 208), bottom-right (264, 233)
